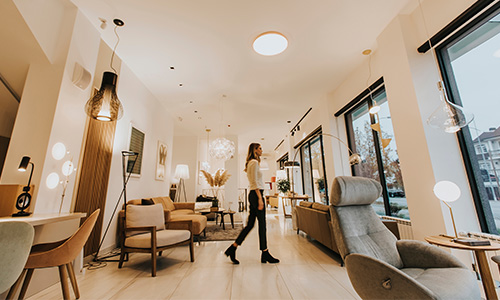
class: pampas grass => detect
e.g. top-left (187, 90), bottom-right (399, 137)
top-left (201, 169), bottom-right (231, 187)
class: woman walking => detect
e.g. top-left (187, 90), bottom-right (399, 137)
top-left (224, 143), bottom-right (279, 264)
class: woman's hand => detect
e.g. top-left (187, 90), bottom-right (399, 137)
top-left (258, 199), bottom-right (264, 210)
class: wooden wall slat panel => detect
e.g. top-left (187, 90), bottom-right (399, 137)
top-left (74, 119), bottom-right (116, 257)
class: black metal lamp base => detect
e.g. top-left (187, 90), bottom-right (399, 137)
top-left (12, 211), bottom-right (32, 217)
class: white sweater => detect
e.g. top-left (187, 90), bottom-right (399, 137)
top-left (246, 159), bottom-right (264, 190)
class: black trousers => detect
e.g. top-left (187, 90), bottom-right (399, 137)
top-left (235, 189), bottom-right (267, 250)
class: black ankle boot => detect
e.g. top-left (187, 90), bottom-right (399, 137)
top-left (224, 245), bottom-right (239, 264)
top-left (261, 250), bottom-right (280, 263)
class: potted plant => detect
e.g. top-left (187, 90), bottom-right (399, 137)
top-left (277, 179), bottom-right (290, 194)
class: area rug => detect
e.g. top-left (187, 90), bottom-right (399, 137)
top-left (200, 224), bottom-right (243, 241)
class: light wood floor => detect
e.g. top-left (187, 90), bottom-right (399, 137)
top-left (27, 209), bottom-right (361, 300)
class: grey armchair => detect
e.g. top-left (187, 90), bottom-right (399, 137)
top-left (329, 176), bottom-right (480, 300)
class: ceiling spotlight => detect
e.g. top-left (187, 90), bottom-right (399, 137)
top-left (194, 110), bottom-right (198, 113)
top-left (297, 125), bottom-right (300, 131)
top-left (179, 83), bottom-right (183, 87)
top-left (99, 18), bottom-right (107, 30)
top-left (170, 66), bottom-right (175, 70)
top-left (287, 120), bottom-right (291, 123)
top-left (291, 131), bottom-right (295, 136)
top-left (253, 31), bottom-right (288, 56)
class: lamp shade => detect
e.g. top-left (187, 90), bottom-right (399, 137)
top-left (18, 156), bottom-right (30, 171)
top-left (260, 160), bottom-right (269, 171)
top-left (276, 170), bottom-right (287, 180)
top-left (433, 180), bottom-right (461, 202)
top-left (174, 164), bottom-right (190, 180)
top-left (284, 161), bottom-right (300, 169)
top-left (85, 72), bottom-right (123, 121)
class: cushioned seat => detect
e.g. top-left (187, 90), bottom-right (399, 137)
top-left (168, 214), bottom-right (207, 236)
top-left (171, 209), bottom-right (195, 215)
top-left (124, 229), bottom-right (191, 248)
top-left (330, 176), bottom-right (480, 300)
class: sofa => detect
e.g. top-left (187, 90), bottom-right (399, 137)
top-left (295, 201), bottom-right (399, 258)
top-left (119, 196), bottom-right (207, 239)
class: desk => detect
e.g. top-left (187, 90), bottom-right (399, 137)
top-left (425, 235), bottom-right (500, 300)
top-left (282, 195), bottom-right (310, 218)
top-left (0, 213), bottom-right (86, 298)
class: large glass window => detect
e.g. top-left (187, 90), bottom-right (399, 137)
top-left (345, 87), bottom-right (408, 219)
top-left (296, 130), bottom-right (329, 204)
top-left (437, 8), bottom-right (500, 233)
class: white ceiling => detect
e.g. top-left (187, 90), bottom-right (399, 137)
top-left (70, 0), bottom-right (413, 154)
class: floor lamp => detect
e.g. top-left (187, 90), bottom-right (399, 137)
top-left (93, 150), bottom-right (138, 262)
top-left (174, 164), bottom-right (189, 202)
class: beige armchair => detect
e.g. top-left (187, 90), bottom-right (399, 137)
top-left (118, 204), bottom-right (194, 277)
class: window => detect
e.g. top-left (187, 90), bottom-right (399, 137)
top-left (437, 6), bottom-right (500, 233)
top-left (295, 129), bottom-right (329, 204)
top-left (345, 86), bottom-right (408, 219)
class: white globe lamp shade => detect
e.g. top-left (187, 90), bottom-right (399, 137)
top-left (62, 160), bottom-right (75, 176)
top-left (46, 172), bottom-right (60, 189)
top-left (433, 181), bottom-right (461, 202)
top-left (52, 143), bottom-right (66, 160)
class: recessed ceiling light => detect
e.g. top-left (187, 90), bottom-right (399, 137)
top-left (253, 32), bottom-right (288, 56)
top-left (170, 66), bottom-right (175, 70)
top-left (179, 83), bottom-right (183, 87)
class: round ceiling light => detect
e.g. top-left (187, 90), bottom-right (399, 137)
top-left (253, 32), bottom-right (288, 56)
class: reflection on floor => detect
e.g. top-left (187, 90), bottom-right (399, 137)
top-left (28, 209), bottom-right (359, 300)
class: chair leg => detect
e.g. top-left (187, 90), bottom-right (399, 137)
top-left (66, 262), bottom-right (80, 299)
top-left (58, 265), bottom-right (70, 300)
top-left (6, 269), bottom-right (26, 300)
top-left (118, 249), bottom-right (126, 268)
top-left (18, 269), bottom-right (34, 300)
top-left (152, 250), bottom-right (157, 277)
top-left (189, 238), bottom-right (195, 262)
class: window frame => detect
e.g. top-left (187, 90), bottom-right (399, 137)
top-left (435, 5), bottom-right (500, 233)
top-left (344, 84), bottom-right (401, 217)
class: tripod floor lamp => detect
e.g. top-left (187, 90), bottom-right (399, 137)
top-left (174, 164), bottom-right (189, 202)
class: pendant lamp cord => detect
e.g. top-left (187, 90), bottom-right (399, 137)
top-left (110, 24), bottom-right (121, 73)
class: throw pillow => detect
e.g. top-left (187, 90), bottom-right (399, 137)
top-left (153, 196), bottom-right (175, 211)
top-left (312, 202), bottom-right (330, 212)
top-left (141, 198), bottom-right (155, 205)
top-left (299, 201), bottom-right (314, 208)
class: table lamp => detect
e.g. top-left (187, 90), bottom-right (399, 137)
top-left (433, 180), bottom-right (460, 238)
top-left (13, 156), bottom-right (34, 217)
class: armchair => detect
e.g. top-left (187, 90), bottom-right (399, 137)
top-left (330, 176), bottom-right (480, 300)
top-left (118, 204), bottom-right (194, 277)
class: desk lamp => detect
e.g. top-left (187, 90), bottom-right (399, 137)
top-left (433, 180), bottom-right (460, 238)
top-left (13, 156), bottom-right (34, 217)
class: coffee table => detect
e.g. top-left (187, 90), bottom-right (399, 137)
top-left (200, 209), bottom-right (235, 230)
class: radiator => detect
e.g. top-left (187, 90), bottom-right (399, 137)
top-left (380, 216), bottom-right (414, 240)
top-left (465, 231), bottom-right (500, 283)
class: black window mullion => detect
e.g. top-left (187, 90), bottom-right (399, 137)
top-left (308, 141), bottom-right (315, 202)
top-left (368, 100), bottom-right (392, 216)
top-left (320, 135), bottom-right (329, 205)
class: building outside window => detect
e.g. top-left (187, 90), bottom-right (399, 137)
top-left (345, 86), bottom-right (408, 219)
top-left (437, 6), bottom-right (500, 233)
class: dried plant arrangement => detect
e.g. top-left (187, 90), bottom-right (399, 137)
top-left (201, 169), bottom-right (231, 187)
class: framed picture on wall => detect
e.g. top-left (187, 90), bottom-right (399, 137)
top-left (156, 140), bottom-right (167, 181)
top-left (127, 124), bottom-right (145, 177)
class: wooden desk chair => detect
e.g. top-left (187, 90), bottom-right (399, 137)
top-left (118, 204), bottom-right (194, 277)
top-left (7, 209), bottom-right (100, 300)
top-left (0, 222), bottom-right (34, 294)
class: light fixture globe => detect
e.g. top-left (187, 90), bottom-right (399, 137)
top-left (209, 138), bottom-right (235, 161)
top-left (433, 180), bottom-right (461, 202)
top-left (253, 32), bottom-right (288, 56)
top-left (85, 72), bottom-right (123, 121)
top-left (52, 143), bottom-right (66, 160)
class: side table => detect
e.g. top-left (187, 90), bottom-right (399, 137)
top-left (425, 235), bottom-right (500, 300)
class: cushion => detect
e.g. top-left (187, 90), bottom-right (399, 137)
top-left (331, 176), bottom-right (382, 206)
top-left (168, 215), bottom-right (207, 235)
top-left (124, 229), bottom-right (191, 248)
top-left (141, 198), bottom-right (154, 205)
top-left (299, 201), bottom-right (314, 208)
top-left (126, 204), bottom-right (165, 237)
top-left (153, 196), bottom-right (175, 211)
top-left (312, 202), bottom-right (329, 212)
top-left (171, 209), bottom-right (195, 215)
